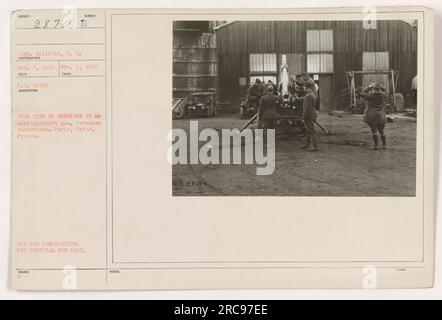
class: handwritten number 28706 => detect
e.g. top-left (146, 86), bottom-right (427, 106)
top-left (33, 19), bottom-right (74, 29)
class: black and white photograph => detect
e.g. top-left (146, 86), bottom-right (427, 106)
top-left (172, 19), bottom-right (418, 197)
top-left (4, 4), bottom-right (438, 296)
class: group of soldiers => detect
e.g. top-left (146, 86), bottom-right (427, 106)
top-left (249, 72), bottom-right (320, 152)
top-left (248, 73), bottom-right (388, 151)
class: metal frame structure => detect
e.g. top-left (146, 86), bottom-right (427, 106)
top-left (345, 70), bottom-right (399, 112)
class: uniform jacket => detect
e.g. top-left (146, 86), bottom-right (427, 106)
top-left (249, 84), bottom-right (263, 98)
top-left (265, 83), bottom-right (279, 95)
top-left (258, 94), bottom-right (278, 120)
top-left (302, 91), bottom-right (317, 122)
top-left (362, 91), bottom-right (386, 125)
top-left (305, 78), bottom-right (318, 96)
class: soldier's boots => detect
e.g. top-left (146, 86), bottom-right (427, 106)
top-left (380, 135), bottom-right (387, 149)
top-left (307, 134), bottom-right (318, 152)
top-left (371, 135), bottom-right (379, 150)
top-left (301, 135), bottom-right (311, 149)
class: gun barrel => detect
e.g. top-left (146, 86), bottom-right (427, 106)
top-left (239, 113), bottom-right (259, 132)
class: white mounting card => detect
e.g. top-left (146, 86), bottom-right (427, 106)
top-left (10, 7), bottom-right (435, 290)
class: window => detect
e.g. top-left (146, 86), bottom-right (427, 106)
top-left (249, 54), bottom-right (277, 73)
top-left (307, 54), bottom-right (334, 73)
top-left (306, 30), bottom-right (334, 74)
top-left (249, 54), bottom-right (277, 85)
top-left (249, 75), bottom-right (277, 84)
top-left (363, 52), bottom-right (389, 71)
top-left (306, 30), bottom-right (333, 52)
top-left (362, 52), bottom-right (390, 91)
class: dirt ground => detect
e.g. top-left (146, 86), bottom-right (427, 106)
top-left (172, 112), bottom-right (416, 196)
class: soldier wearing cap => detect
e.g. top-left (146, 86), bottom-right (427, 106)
top-left (361, 82), bottom-right (387, 150)
top-left (248, 78), bottom-right (263, 108)
top-left (302, 72), bottom-right (318, 96)
top-left (266, 80), bottom-right (279, 96)
top-left (258, 85), bottom-right (278, 130)
top-left (301, 80), bottom-right (319, 151)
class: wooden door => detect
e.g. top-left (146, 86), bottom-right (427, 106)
top-left (318, 74), bottom-right (333, 111)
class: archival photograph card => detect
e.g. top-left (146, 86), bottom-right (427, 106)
top-left (10, 7), bottom-right (435, 290)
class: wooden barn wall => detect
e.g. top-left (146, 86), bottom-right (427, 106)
top-left (173, 31), bottom-right (218, 98)
top-left (217, 20), bottom-right (417, 105)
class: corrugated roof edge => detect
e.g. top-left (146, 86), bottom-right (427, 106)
top-left (213, 19), bottom-right (417, 31)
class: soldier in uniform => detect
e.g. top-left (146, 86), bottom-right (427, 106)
top-left (302, 72), bottom-right (318, 96)
top-left (411, 75), bottom-right (417, 106)
top-left (258, 85), bottom-right (278, 130)
top-left (288, 76), bottom-right (297, 96)
top-left (301, 80), bottom-right (319, 151)
top-left (361, 82), bottom-right (387, 150)
top-left (248, 78), bottom-right (263, 109)
top-left (266, 80), bottom-right (279, 96)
